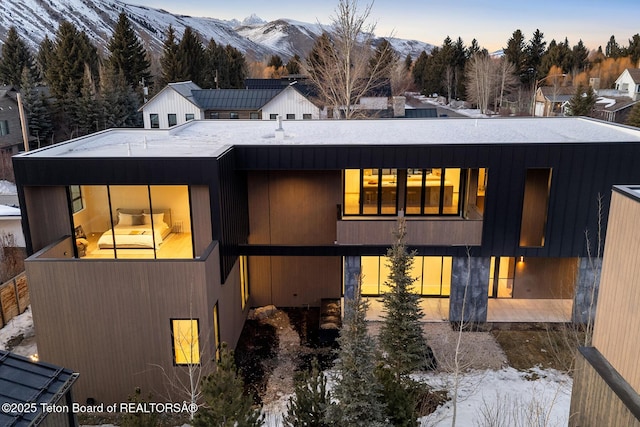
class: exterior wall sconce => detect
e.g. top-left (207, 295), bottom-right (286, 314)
top-left (519, 255), bottom-right (525, 263)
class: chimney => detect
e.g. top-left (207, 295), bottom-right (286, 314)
top-left (393, 96), bottom-right (406, 117)
top-left (275, 115), bottom-right (285, 140)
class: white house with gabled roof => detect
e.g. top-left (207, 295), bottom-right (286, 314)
top-left (615, 68), bottom-right (640, 101)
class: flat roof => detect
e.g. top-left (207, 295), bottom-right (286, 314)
top-left (16, 117), bottom-right (640, 159)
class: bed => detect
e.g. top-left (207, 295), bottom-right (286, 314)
top-left (97, 209), bottom-right (172, 249)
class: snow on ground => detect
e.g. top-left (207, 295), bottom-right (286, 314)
top-left (416, 367), bottom-right (572, 426)
top-left (1, 308), bottom-right (571, 427)
top-left (0, 306), bottom-right (38, 358)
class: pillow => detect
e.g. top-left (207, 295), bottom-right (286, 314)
top-left (118, 212), bottom-right (143, 226)
top-left (143, 212), bottom-right (165, 225)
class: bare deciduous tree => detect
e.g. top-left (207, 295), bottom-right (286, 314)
top-left (302, 0), bottom-right (395, 119)
top-left (466, 54), bottom-right (518, 115)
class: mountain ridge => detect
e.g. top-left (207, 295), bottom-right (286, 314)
top-left (0, 0), bottom-right (434, 62)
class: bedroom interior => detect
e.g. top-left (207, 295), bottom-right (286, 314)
top-left (71, 185), bottom-right (194, 259)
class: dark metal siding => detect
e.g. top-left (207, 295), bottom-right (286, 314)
top-left (234, 142), bottom-right (640, 258)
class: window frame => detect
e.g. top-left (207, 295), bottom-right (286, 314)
top-left (303, 113), bottom-right (312, 120)
top-left (209, 112), bottom-right (219, 119)
top-left (149, 114), bottom-right (159, 129)
top-left (167, 113), bottom-right (177, 127)
top-left (404, 168), bottom-right (466, 216)
top-left (286, 113), bottom-right (295, 120)
top-left (250, 112), bottom-right (259, 120)
top-left (171, 318), bottom-right (200, 365)
top-left (269, 114), bottom-right (278, 120)
top-left (185, 113), bottom-right (195, 121)
top-left (230, 112), bottom-right (239, 119)
top-left (343, 169), bottom-right (398, 216)
top-left (69, 185), bottom-right (83, 213)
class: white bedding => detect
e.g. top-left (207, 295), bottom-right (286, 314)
top-left (97, 222), bottom-right (171, 249)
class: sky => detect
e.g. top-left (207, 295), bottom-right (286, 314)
top-left (124, 0), bottom-right (639, 52)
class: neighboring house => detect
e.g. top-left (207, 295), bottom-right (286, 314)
top-left (0, 86), bottom-right (25, 181)
top-left (140, 81), bottom-right (322, 128)
top-left (0, 204), bottom-right (25, 247)
top-left (13, 117), bottom-right (640, 404)
top-left (614, 68), bottom-right (640, 101)
top-left (591, 95), bottom-right (638, 124)
top-left (570, 185), bottom-right (640, 426)
top-left (140, 81), bottom-right (203, 129)
top-left (0, 350), bottom-right (79, 427)
top-left (533, 86), bottom-right (575, 117)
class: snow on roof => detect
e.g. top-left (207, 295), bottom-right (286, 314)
top-left (16, 117), bottom-right (640, 159)
top-left (0, 180), bottom-right (17, 195)
top-left (0, 205), bottom-right (20, 216)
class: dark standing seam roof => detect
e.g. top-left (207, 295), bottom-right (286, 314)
top-left (191, 89), bottom-right (283, 110)
top-left (0, 351), bottom-right (78, 426)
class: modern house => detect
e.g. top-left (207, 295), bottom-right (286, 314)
top-left (13, 117), bottom-right (640, 404)
top-left (570, 185), bottom-right (640, 426)
top-left (140, 81), bottom-right (322, 129)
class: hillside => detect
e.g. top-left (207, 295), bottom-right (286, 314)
top-left (0, 0), bottom-right (434, 61)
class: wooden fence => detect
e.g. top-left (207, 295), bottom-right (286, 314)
top-left (0, 272), bottom-right (29, 328)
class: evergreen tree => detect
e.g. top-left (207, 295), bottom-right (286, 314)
top-left (193, 343), bottom-right (263, 427)
top-left (267, 54), bottom-right (284, 69)
top-left (0, 26), bottom-right (36, 87)
top-left (625, 102), bottom-right (640, 128)
top-left (224, 44), bottom-right (247, 89)
top-left (378, 218), bottom-right (435, 378)
top-left (100, 63), bottom-right (140, 128)
top-left (328, 278), bottom-right (387, 426)
top-left (159, 25), bottom-right (180, 86)
top-left (20, 67), bottom-right (52, 146)
top-left (571, 40), bottom-right (590, 75)
top-left (525, 29), bottom-right (546, 85)
top-left (107, 13), bottom-right (152, 97)
top-left (286, 54), bottom-right (301, 75)
top-left (567, 84), bottom-right (596, 116)
top-left (202, 38), bottom-right (222, 88)
top-left (176, 27), bottom-right (206, 86)
top-left (628, 34), bottom-right (640, 66)
top-left (411, 50), bottom-right (429, 94)
top-left (76, 67), bottom-right (101, 135)
top-left (403, 54), bottom-right (412, 71)
top-left (369, 39), bottom-right (397, 78)
top-left (36, 35), bottom-right (54, 80)
top-left (605, 35), bottom-right (621, 58)
top-left (284, 358), bottom-right (335, 427)
top-left (504, 29), bottom-right (527, 82)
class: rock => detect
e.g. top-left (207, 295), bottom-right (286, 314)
top-left (248, 304), bottom-right (278, 320)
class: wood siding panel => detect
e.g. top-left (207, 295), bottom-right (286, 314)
top-left (25, 253), bottom-right (222, 405)
top-left (337, 219), bottom-right (483, 246)
top-left (24, 186), bottom-right (70, 253)
top-left (570, 350), bottom-right (640, 427)
top-left (190, 185), bottom-right (212, 256)
top-left (248, 255), bottom-right (341, 307)
top-left (592, 190), bottom-right (640, 394)
top-left (247, 171), bottom-right (340, 245)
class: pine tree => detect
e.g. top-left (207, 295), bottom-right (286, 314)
top-left (20, 67), bottom-right (52, 146)
top-left (626, 102), bottom-right (640, 128)
top-left (176, 27), bottom-right (206, 86)
top-left (107, 13), bottom-right (152, 97)
top-left (378, 218), bottom-right (435, 378)
top-left (193, 343), bottom-right (263, 427)
top-left (286, 54), bottom-right (301, 75)
top-left (504, 29), bottom-right (527, 82)
top-left (100, 63), bottom-right (140, 128)
top-left (159, 25), bottom-right (180, 86)
top-left (268, 55), bottom-right (284, 69)
top-left (567, 84), bottom-right (596, 117)
top-left (369, 39), bottom-right (397, 78)
top-left (224, 44), bottom-right (247, 89)
top-left (284, 358), bottom-right (335, 427)
top-left (0, 26), bottom-right (36, 87)
top-left (328, 278), bottom-right (387, 426)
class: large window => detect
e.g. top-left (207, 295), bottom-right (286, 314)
top-left (172, 319), bottom-right (200, 365)
top-left (488, 257), bottom-right (515, 298)
top-left (406, 168), bottom-right (463, 215)
top-left (344, 169), bottom-right (398, 215)
top-left (213, 304), bottom-right (220, 361)
top-left (358, 255), bottom-right (452, 296)
top-left (70, 185), bottom-right (193, 259)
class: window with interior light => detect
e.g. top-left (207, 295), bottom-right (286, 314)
top-left (405, 168), bottom-right (464, 215)
top-left (69, 185), bottom-right (194, 259)
top-left (171, 319), bottom-right (200, 365)
top-left (240, 256), bottom-right (249, 310)
top-left (356, 255), bottom-right (452, 296)
top-left (344, 169), bottom-right (398, 215)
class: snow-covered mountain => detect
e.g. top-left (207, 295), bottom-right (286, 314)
top-left (0, 0), bottom-right (434, 61)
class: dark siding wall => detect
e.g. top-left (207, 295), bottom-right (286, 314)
top-left (216, 150), bottom-right (249, 282)
top-left (236, 143), bottom-right (640, 258)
